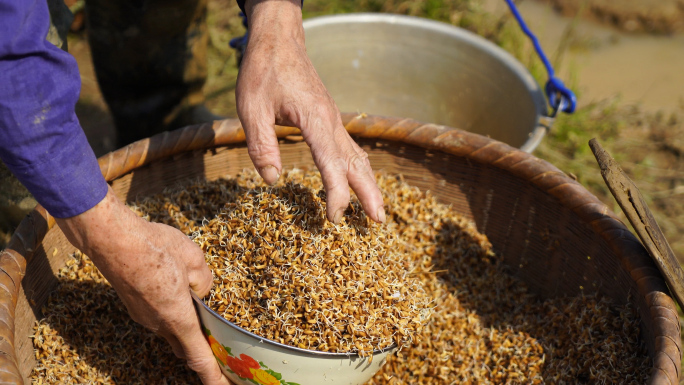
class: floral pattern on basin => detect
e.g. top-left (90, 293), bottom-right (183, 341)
top-left (203, 326), bottom-right (301, 385)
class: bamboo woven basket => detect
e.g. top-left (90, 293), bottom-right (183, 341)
top-left (0, 114), bottom-right (680, 384)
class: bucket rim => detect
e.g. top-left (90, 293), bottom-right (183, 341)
top-left (303, 13), bottom-right (550, 154)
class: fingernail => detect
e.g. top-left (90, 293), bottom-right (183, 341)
top-left (332, 208), bottom-right (344, 224)
top-left (376, 206), bottom-right (386, 223)
top-left (259, 165), bottom-right (280, 185)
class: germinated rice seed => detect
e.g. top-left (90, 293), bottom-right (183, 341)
top-left (30, 169), bottom-right (650, 384)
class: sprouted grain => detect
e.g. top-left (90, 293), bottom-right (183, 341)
top-left (30, 169), bottom-right (650, 384)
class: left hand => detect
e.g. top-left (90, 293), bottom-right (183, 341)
top-left (236, 0), bottom-right (386, 225)
top-left (56, 187), bottom-right (232, 385)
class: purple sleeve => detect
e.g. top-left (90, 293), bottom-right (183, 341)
top-left (0, 0), bottom-right (108, 218)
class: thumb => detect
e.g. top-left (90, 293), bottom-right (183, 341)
top-left (182, 236), bottom-right (213, 298)
top-left (175, 297), bottom-right (233, 385)
top-left (240, 106), bottom-right (282, 185)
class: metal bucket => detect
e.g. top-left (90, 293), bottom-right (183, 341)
top-left (303, 14), bottom-right (550, 152)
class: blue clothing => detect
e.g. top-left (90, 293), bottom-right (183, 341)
top-left (0, 0), bottom-right (108, 218)
top-left (237, 0), bottom-right (246, 15)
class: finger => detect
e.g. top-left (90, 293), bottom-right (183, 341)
top-left (240, 103), bottom-right (282, 185)
top-left (188, 262), bottom-right (213, 298)
top-left (181, 323), bottom-right (232, 385)
top-left (306, 129), bottom-right (351, 223)
top-left (181, 236), bottom-right (213, 298)
top-left (349, 139), bottom-right (378, 182)
top-left (345, 140), bottom-right (386, 223)
top-left (172, 297), bottom-right (232, 385)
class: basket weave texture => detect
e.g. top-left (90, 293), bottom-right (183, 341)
top-left (0, 114), bottom-right (680, 384)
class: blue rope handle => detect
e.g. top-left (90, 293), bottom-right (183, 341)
top-left (504, 0), bottom-right (576, 115)
top-left (230, 6), bottom-right (576, 115)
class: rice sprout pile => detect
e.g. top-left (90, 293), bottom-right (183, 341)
top-left (364, 171), bottom-right (650, 383)
top-left (30, 253), bottom-right (201, 384)
top-left (30, 168), bottom-right (651, 384)
top-left (135, 169), bottom-right (432, 356)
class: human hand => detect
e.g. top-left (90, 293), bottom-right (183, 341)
top-left (236, 0), bottom-right (386, 224)
top-left (56, 187), bottom-right (232, 385)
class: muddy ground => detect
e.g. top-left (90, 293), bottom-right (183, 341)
top-left (542, 0), bottom-right (684, 34)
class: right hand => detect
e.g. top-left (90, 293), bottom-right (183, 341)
top-left (236, 0), bottom-right (386, 225)
top-left (56, 187), bottom-right (232, 385)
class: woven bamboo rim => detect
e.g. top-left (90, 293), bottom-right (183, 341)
top-left (0, 114), bottom-right (680, 384)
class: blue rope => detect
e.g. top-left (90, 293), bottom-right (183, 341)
top-left (504, 0), bottom-right (576, 115)
top-left (229, 6), bottom-right (576, 115)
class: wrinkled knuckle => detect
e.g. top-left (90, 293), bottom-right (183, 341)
top-left (247, 141), bottom-right (278, 163)
top-left (349, 151), bottom-right (371, 174)
top-left (319, 157), bottom-right (348, 191)
top-left (306, 103), bottom-right (337, 127)
top-left (327, 180), bottom-right (350, 198)
top-left (180, 237), bottom-right (204, 259)
top-left (191, 248), bottom-right (209, 268)
top-left (192, 261), bottom-right (213, 282)
top-left (315, 99), bottom-right (337, 117)
top-left (197, 270), bottom-right (215, 294)
top-left (328, 155), bottom-right (349, 176)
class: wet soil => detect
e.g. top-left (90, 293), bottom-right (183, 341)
top-left (541, 0), bottom-right (684, 34)
top-left (485, 0), bottom-right (684, 114)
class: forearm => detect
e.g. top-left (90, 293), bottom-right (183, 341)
top-left (56, 185), bottom-right (226, 385)
top-left (0, 0), bottom-right (108, 218)
top-left (235, 0), bottom-right (385, 224)
top-left (55, 187), bottom-right (148, 282)
top-left (244, 0), bottom-right (304, 43)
